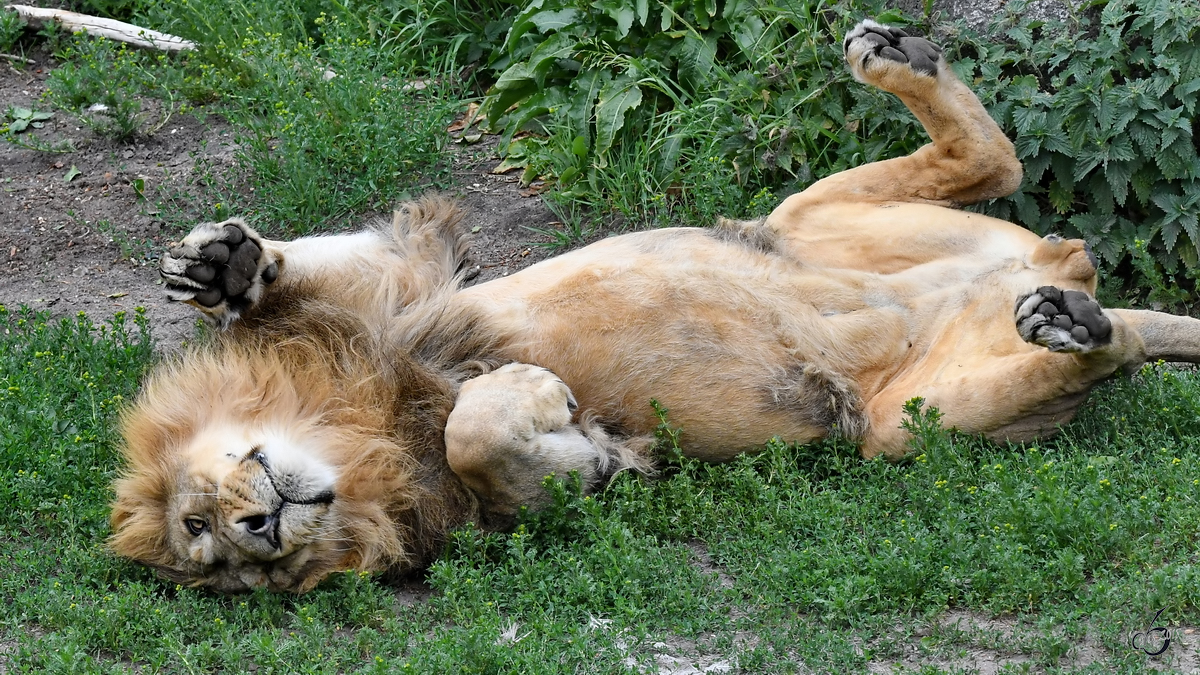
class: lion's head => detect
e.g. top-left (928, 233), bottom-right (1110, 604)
top-left (109, 322), bottom-right (471, 592)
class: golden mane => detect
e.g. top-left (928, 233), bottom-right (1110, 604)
top-left (112, 284), bottom-right (492, 587)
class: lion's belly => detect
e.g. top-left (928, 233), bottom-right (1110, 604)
top-left (455, 229), bottom-right (913, 459)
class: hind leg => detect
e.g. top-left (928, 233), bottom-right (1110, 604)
top-left (445, 364), bottom-right (650, 525)
top-left (769, 20), bottom-right (1022, 223)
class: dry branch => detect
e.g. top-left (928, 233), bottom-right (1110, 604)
top-left (4, 4), bottom-right (196, 52)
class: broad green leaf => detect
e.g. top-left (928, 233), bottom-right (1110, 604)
top-left (1013, 106), bottom-right (1045, 135)
top-left (1014, 134), bottom-right (1042, 160)
top-left (1175, 77), bottom-right (1200, 113)
top-left (656, 134), bottom-right (683, 175)
top-left (1048, 180), bottom-right (1074, 213)
top-left (1024, 152), bottom-right (1052, 184)
top-left (594, 77), bottom-right (643, 166)
top-left (571, 135), bottom-right (588, 157)
top-left (592, 0), bottom-right (635, 39)
top-left (1106, 160), bottom-right (1135, 206)
top-left (503, 0), bottom-right (547, 50)
top-left (528, 32), bottom-right (577, 87)
top-left (1050, 152), bottom-right (1075, 190)
top-left (558, 166), bottom-right (581, 185)
top-left (1011, 189), bottom-right (1042, 228)
top-left (483, 81), bottom-right (538, 130)
top-left (566, 69), bottom-right (610, 138)
top-left (611, 5), bottom-right (636, 39)
top-left (530, 9), bottom-right (580, 33)
top-left (729, 14), bottom-right (765, 58)
top-left (1128, 119), bottom-right (1159, 154)
top-left (1183, 212), bottom-right (1199, 251)
top-left (1160, 217), bottom-right (1182, 251)
top-left (505, 90), bottom-right (554, 137)
top-left (675, 32), bottom-right (716, 90)
top-left (492, 62), bottom-right (534, 91)
top-left (492, 156), bottom-right (528, 174)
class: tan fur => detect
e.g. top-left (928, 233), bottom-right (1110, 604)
top-left (112, 22), bottom-right (1200, 592)
top-left (445, 364), bottom-right (653, 521)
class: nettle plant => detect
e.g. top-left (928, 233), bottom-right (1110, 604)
top-left (478, 0), bottom-right (912, 214)
top-left (968, 0), bottom-right (1200, 274)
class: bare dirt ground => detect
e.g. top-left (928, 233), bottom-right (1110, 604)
top-left (1, 49), bottom-right (571, 349)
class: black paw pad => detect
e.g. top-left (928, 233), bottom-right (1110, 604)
top-left (1036, 286), bottom-right (1112, 343)
top-left (201, 242), bottom-right (230, 264)
top-left (223, 224), bottom-right (244, 245)
top-left (162, 220), bottom-right (268, 314)
top-left (220, 239), bottom-right (261, 297)
top-left (846, 21), bottom-right (942, 77)
top-left (1016, 285), bottom-right (1112, 352)
top-left (194, 288), bottom-right (223, 307)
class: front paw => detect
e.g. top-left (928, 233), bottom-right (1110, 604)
top-left (160, 218), bottom-right (278, 324)
top-left (843, 20), bottom-right (943, 85)
top-left (1015, 286), bottom-right (1112, 353)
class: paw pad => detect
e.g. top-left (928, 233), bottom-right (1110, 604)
top-left (1016, 286), bottom-right (1112, 353)
top-left (844, 20), bottom-right (942, 78)
top-left (161, 219), bottom-right (276, 315)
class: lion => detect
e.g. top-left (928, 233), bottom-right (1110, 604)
top-left (110, 20), bottom-right (1200, 593)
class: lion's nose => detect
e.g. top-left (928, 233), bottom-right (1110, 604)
top-left (238, 513), bottom-right (280, 549)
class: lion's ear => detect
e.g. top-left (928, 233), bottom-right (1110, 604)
top-left (109, 477), bottom-right (174, 567)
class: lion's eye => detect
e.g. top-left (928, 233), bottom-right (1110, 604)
top-left (184, 517), bottom-right (208, 536)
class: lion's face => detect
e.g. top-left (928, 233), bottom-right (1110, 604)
top-left (112, 326), bottom-right (453, 594)
top-left (112, 401), bottom-right (378, 594)
top-left (157, 425), bottom-right (342, 592)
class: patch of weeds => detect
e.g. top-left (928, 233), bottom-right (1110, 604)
top-left (45, 37), bottom-right (157, 140)
top-left (70, 0), bottom-right (154, 21)
top-left (225, 14), bottom-right (458, 232)
top-left (1128, 238), bottom-right (1195, 311)
top-left (1, 105), bottom-right (74, 153)
top-left (480, 0), bottom-right (916, 227)
top-left (3, 105), bottom-right (53, 133)
top-left (134, 0), bottom-right (469, 233)
top-left (0, 8), bottom-right (26, 54)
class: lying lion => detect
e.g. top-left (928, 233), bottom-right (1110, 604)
top-left (110, 21), bottom-right (1200, 592)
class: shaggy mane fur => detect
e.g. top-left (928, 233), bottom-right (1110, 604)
top-left (112, 198), bottom-right (500, 587)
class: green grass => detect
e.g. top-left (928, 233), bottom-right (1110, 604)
top-left (2, 305), bottom-right (1200, 672)
top-left (36, 3), bottom-right (463, 235)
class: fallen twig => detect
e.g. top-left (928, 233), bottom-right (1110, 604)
top-left (5, 5), bottom-right (196, 51)
top-left (0, 52), bottom-right (34, 64)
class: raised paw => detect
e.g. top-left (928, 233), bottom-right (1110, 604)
top-left (160, 218), bottom-right (279, 325)
top-left (843, 19), bottom-right (943, 87)
top-left (1015, 286), bottom-right (1113, 353)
